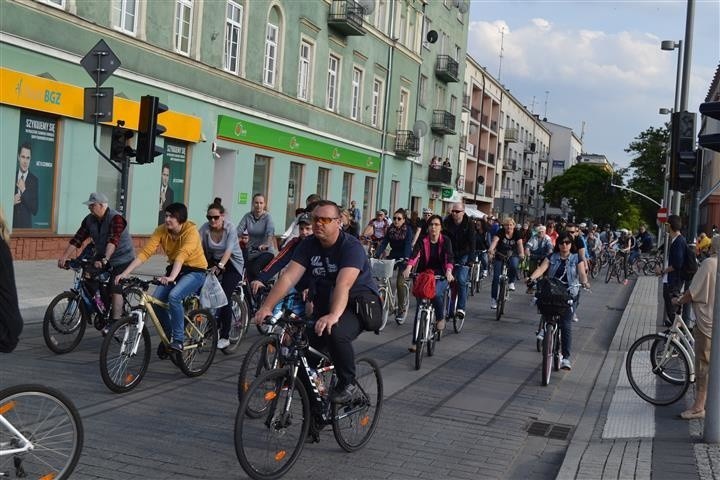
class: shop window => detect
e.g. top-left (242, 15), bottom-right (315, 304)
top-left (342, 172), bottom-right (353, 209)
top-left (286, 162), bottom-right (304, 228)
top-left (253, 155), bottom-right (271, 200)
top-left (317, 167), bottom-right (330, 200)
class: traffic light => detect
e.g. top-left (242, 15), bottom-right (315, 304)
top-left (136, 95), bottom-right (167, 164)
top-left (669, 111), bottom-right (696, 193)
top-left (699, 101), bottom-right (720, 153)
top-left (110, 127), bottom-right (135, 162)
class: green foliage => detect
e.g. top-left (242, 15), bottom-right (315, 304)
top-left (624, 125), bottom-right (668, 225)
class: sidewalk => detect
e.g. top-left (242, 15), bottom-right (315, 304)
top-left (557, 276), bottom-right (720, 480)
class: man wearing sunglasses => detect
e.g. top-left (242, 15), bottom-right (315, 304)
top-left (253, 200), bottom-right (381, 405)
top-left (442, 203), bottom-right (476, 319)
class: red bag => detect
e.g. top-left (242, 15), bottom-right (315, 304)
top-left (412, 270), bottom-right (436, 300)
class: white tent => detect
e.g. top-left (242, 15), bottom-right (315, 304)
top-left (464, 206), bottom-right (486, 219)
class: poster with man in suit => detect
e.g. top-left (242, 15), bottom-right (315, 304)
top-left (158, 163), bottom-right (175, 224)
top-left (13, 142), bottom-right (38, 228)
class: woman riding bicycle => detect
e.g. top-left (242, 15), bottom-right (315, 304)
top-left (377, 208), bottom-right (414, 322)
top-left (402, 215), bottom-right (454, 352)
top-left (116, 203), bottom-right (208, 352)
top-left (0, 206), bottom-right (23, 353)
top-left (199, 198), bottom-right (244, 350)
top-left (488, 217), bottom-right (525, 310)
top-left (526, 232), bottom-right (590, 371)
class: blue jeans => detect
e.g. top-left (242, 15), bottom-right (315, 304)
top-left (491, 255), bottom-right (520, 300)
top-left (454, 254), bottom-right (470, 311)
top-left (412, 279), bottom-right (447, 343)
top-left (478, 250), bottom-right (489, 272)
top-left (558, 307), bottom-right (574, 359)
top-left (153, 271), bottom-right (206, 343)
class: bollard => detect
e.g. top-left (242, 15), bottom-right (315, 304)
top-left (704, 235), bottom-right (720, 443)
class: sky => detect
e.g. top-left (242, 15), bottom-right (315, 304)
top-left (467, 0), bottom-right (720, 170)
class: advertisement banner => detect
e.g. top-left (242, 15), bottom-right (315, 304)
top-left (13, 112), bottom-right (57, 229)
top-left (157, 140), bottom-right (187, 224)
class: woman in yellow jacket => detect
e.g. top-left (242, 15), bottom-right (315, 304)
top-left (117, 203), bottom-right (207, 352)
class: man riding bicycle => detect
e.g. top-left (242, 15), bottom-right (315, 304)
top-left (253, 200), bottom-right (381, 404)
top-left (441, 202), bottom-right (475, 320)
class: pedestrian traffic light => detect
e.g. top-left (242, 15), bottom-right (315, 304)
top-left (135, 95), bottom-right (167, 164)
top-left (699, 101), bottom-right (720, 153)
top-left (110, 127), bottom-right (135, 162)
top-left (669, 111), bottom-right (696, 193)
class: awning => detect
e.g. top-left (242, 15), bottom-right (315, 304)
top-left (465, 206), bottom-right (486, 219)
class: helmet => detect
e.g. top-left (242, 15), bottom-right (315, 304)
top-left (297, 212), bottom-right (312, 225)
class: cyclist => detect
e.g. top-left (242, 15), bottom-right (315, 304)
top-left (362, 210), bottom-right (389, 248)
top-left (58, 192), bottom-right (135, 332)
top-left (442, 202), bottom-right (475, 319)
top-left (473, 217), bottom-right (490, 278)
top-left (599, 224), bottom-right (616, 246)
top-left (402, 214), bottom-right (454, 351)
top-left (0, 206), bottom-right (23, 353)
top-left (545, 219), bottom-right (559, 246)
top-left (116, 203), bottom-right (207, 352)
top-left (488, 217), bottom-right (525, 310)
top-left (237, 193), bottom-right (277, 281)
top-left (526, 232), bottom-right (590, 371)
top-left (199, 198), bottom-right (245, 350)
top-left (610, 228), bottom-right (633, 276)
top-left (376, 208), bottom-right (414, 322)
top-left (253, 200), bottom-right (381, 404)
top-left (411, 208), bottom-right (433, 248)
top-left (525, 225), bottom-right (553, 291)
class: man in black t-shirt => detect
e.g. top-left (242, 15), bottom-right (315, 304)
top-left (253, 200), bottom-right (380, 404)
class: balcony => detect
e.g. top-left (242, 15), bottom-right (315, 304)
top-left (525, 142), bottom-right (536, 153)
top-left (394, 130), bottom-right (420, 157)
top-left (503, 161), bottom-right (517, 172)
top-left (431, 110), bottom-right (456, 135)
top-left (459, 135), bottom-right (467, 151)
top-left (462, 94), bottom-right (471, 110)
top-left (523, 169), bottom-right (534, 179)
top-left (435, 55), bottom-right (459, 83)
top-left (504, 128), bottom-right (519, 142)
top-left (470, 107), bottom-right (481, 122)
top-left (428, 166), bottom-right (452, 185)
top-left (327, 0), bottom-right (365, 36)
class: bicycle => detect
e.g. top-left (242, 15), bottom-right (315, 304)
top-left (494, 252), bottom-right (511, 321)
top-left (0, 384), bottom-right (83, 479)
top-left (234, 309), bottom-right (383, 480)
top-left (221, 280), bottom-right (251, 354)
top-left (469, 250), bottom-right (487, 297)
top-left (444, 263), bottom-right (468, 334)
top-left (42, 258), bottom-right (138, 354)
top-left (98, 277), bottom-right (218, 393)
top-left (409, 273), bottom-right (444, 370)
top-left (625, 310), bottom-right (695, 406)
top-left (604, 251), bottom-right (627, 284)
top-left (371, 258), bottom-right (409, 329)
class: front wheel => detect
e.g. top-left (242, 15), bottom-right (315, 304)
top-left (378, 286), bottom-right (390, 331)
top-left (238, 335), bottom-right (281, 406)
top-left (604, 262), bottom-right (614, 283)
top-left (625, 334), bottom-right (690, 405)
top-left (469, 264), bottom-right (479, 297)
top-left (43, 291), bottom-right (87, 354)
top-left (223, 292), bottom-right (249, 355)
top-left (414, 310), bottom-right (427, 370)
top-left (496, 280), bottom-right (506, 321)
top-left (179, 309), bottom-right (218, 377)
top-left (0, 384), bottom-right (84, 480)
top-left (541, 321), bottom-right (555, 386)
top-left (99, 315), bottom-right (151, 393)
top-left (427, 311), bottom-right (437, 357)
top-left (234, 368), bottom-right (309, 480)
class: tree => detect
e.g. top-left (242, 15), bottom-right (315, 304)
top-left (624, 125), bottom-right (668, 226)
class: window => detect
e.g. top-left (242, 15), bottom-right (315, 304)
top-left (38, 0), bottom-right (65, 8)
top-left (435, 85), bottom-right (445, 109)
top-left (223, 1), bottom-right (243, 74)
top-left (390, 180), bottom-right (400, 214)
top-left (112, 0), bottom-right (138, 35)
top-left (450, 95), bottom-right (457, 115)
top-left (421, 16), bottom-right (431, 50)
top-left (455, 44), bottom-right (461, 61)
top-left (396, 6), bottom-right (406, 46)
top-left (174, 0), bottom-right (193, 55)
top-left (263, 23), bottom-right (278, 87)
top-left (419, 75), bottom-right (428, 107)
top-left (397, 89), bottom-right (409, 130)
top-left (326, 54), bottom-right (340, 111)
top-left (297, 40), bottom-right (313, 101)
top-left (342, 172), bottom-right (353, 209)
top-left (371, 78), bottom-right (383, 127)
top-left (374, 0), bottom-right (387, 32)
top-left (351, 67), bottom-right (363, 121)
top-left (253, 155), bottom-right (271, 199)
top-left (407, 9), bottom-right (417, 52)
top-left (363, 177), bottom-right (375, 224)
top-left (286, 162), bottom-right (304, 228)
top-left (317, 168), bottom-right (330, 199)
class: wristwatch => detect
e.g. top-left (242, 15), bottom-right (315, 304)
top-left (101, 257), bottom-right (108, 265)
top-left (218, 262), bottom-right (225, 269)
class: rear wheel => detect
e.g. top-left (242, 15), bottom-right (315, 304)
top-left (378, 286), bottom-right (390, 331)
top-left (43, 291), bottom-right (87, 354)
top-left (223, 292), bottom-right (249, 355)
top-left (604, 262), bottom-right (614, 283)
top-left (427, 311), bottom-right (437, 357)
top-left (179, 309), bottom-right (218, 377)
top-left (332, 357), bottom-right (383, 452)
top-left (469, 264), bottom-right (479, 297)
top-left (625, 334), bottom-right (690, 405)
top-left (99, 315), bottom-right (151, 393)
top-left (541, 321), bottom-right (555, 386)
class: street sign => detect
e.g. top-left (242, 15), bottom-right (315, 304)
top-left (83, 87), bottom-right (114, 122)
top-left (657, 207), bottom-right (668, 223)
top-left (80, 39), bottom-right (121, 86)
top-left (441, 188), bottom-right (453, 199)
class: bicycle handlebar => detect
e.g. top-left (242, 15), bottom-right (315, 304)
top-left (119, 276), bottom-right (176, 290)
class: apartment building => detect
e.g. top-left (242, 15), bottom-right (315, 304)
top-left (541, 120), bottom-right (583, 219)
top-left (699, 63), bottom-right (720, 232)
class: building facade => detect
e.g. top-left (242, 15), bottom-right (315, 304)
top-left (541, 120), bottom-right (583, 219)
top-left (1, 0), bottom-right (469, 259)
top-left (699, 63), bottom-right (720, 233)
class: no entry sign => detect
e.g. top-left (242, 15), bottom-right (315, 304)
top-left (657, 207), bottom-right (668, 223)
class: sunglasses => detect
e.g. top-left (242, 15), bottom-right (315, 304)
top-left (451, 210), bottom-right (464, 214)
top-left (560, 240), bottom-right (573, 245)
top-left (312, 216), bottom-right (338, 225)
top-left (393, 217), bottom-right (403, 221)
top-left (206, 215), bottom-right (221, 221)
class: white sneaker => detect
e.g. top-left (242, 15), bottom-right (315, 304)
top-left (536, 329), bottom-right (544, 341)
top-left (482, 270), bottom-right (488, 278)
top-left (490, 299), bottom-right (497, 310)
top-left (560, 358), bottom-right (572, 370)
top-left (456, 309), bottom-right (465, 319)
top-left (217, 338), bottom-right (230, 349)
top-left (573, 314), bottom-right (579, 322)
top-left (508, 282), bottom-right (516, 291)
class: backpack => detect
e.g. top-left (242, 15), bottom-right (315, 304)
top-left (681, 243), bottom-right (699, 280)
top-left (535, 277), bottom-right (573, 316)
top-left (412, 270), bottom-right (436, 300)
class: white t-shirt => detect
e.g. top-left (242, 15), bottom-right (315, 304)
top-left (688, 256), bottom-right (716, 338)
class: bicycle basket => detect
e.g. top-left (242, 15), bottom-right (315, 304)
top-left (535, 277), bottom-right (572, 316)
top-left (370, 258), bottom-right (395, 280)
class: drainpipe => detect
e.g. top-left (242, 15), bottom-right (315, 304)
top-left (377, 1), bottom-right (396, 210)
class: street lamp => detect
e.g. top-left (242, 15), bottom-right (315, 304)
top-left (661, 40), bottom-right (682, 114)
top-left (658, 107), bottom-right (673, 115)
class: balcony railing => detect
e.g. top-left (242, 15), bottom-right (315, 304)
top-left (327, 0), bottom-right (365, 36)
top-left (502, 161), bottom-right (517, 172)
top-left (504, 128), bottom-right (519, 142)
top-left (394, 130), bottom-right (420, 157)
top-left (435, 55), bottom-right (459, 83)
top-left (428, 166), bottom-right (452, 185)
top-left (470, 107), bottom-right (481, 122)
top-left (431, 110), bottom-right (456, 135)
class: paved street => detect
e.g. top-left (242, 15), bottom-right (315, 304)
top-left (3, 259), bottom-right (718, 479)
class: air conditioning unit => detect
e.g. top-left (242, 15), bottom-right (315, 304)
top-left (467, 143), bottom-right (475, 155)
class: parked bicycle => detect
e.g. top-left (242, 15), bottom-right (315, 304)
top-left (234, 308), bottom-right (383, 480)
top-left (625, 309), bottom-right (695, 406)
top-left (370, 258), bottom-right (409, 329)
top-left (0, 384), bottom-right (83, 479)
top-left (98, 276), bottom-right (217, 393)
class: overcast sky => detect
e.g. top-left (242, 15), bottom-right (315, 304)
top-left (467, 0), bottom-right (720, 169)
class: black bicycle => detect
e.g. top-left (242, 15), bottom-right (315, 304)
top-left (234, 308), bottom-right (383, 480)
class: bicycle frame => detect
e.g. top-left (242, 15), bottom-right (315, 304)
top-left (0, 414), bottom-right (33, 457)
top-left (414, 300), bottom-right (434, 343)
top-left (655, 313), bottom-right (696, 382)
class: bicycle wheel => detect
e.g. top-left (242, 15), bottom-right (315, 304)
top-left (453, 289), bottom-right (465, 334)
top-left (42, 291), bottom-right (88, 354)
top-left (223, 292), bottom-right (249, 355)
top-left (469, 264), bottom-right (478, 297)
top-left (99, 316), bottom-right (151, 393)
top-left (0, 384), bottom-right (83, 480)
top-left (414, 310), bottom-right (427, 370)
top-left (378, 286), bottom-right (390, 332)
top-left (541, 321), bottom-right (555, 386)
top-left (234, 368), bottom-right (309, 480)
top-left (643, 259), bottom-right (658, 276)
top-left (396, 283), bottom-right (410, 325)
top-left (179, 309), bottom-right (218, 377)
top-left (604, 262), bottom-right (614, 283)
top-left (427, 311), bottom-right (437, 357)
top-left (553, 328), bottom-right (561, 372)
top-left (332, 357), bottom-right (383, 452)
top-left (496, 280), bottom-right (506, 321)
top-left (238, 335), bottom-right (281, 405)
top-left (616, 260), bottom-right (626, 283)
top-left (625, 334), bottom-right (690, 406)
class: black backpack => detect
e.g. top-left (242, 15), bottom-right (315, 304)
top-left (681, 243), bottom-right (698, 280)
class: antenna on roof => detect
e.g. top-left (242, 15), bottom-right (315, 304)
top-left (497, 26), bottom-right (505, 81)
top-left (543, 90), bottom-right (549, 118)
top-left (580, 121), bottom-right (586, 142)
